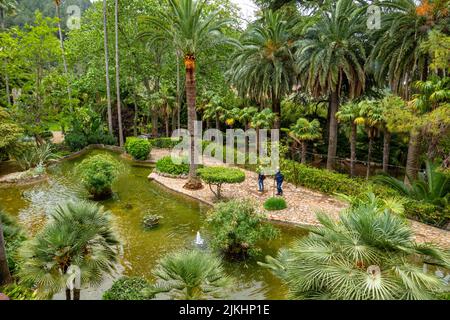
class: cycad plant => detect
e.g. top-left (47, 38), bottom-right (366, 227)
top-left (288, 118), bottom-right (322, 164)
top-left (374, 161), bottom-right (450, 208)
top-left (144, 250), bottom-right (231, 300)
top-left (260, 194), bottom-right (450, 300)
top-left (18, 201), bottom-right (119, 300)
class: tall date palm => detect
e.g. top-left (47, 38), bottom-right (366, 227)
top-left (139, 0), bottom-right (233, 189)
top-left (295, 0), bottom-right (367, 170)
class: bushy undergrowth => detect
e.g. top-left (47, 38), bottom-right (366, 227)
top-left (0, 211), bottom-right (26, 275)
top-left (102, 277), bottom-right (150, 300)
top-left (125, 137), bottom-right (151, 160)
top-left (65, 130), bottom-right (116, 152)
top-left (264, 197), bottom-right (287, 211)
top-left (149, 137), bottom-right (181, 149)
top-left (155, 156), bottom-right (190, 176)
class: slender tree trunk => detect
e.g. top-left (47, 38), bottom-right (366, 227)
top-left (327, 90), bottom-right (339, 170)
top-left (176, 50), bottom-right (181, 130)
top-left (366, 137), bottom-right (373, 179)
top-left (55, 2), bottom-right (71, 102)
top-left (171, 108), bottom-right (177, 132)
top-left (133, 93), bottom-right (138, 137)
top-left (0, 221), bottom-right (12, 286)
top-left (350, 122), bottom-right (356, 177)
top-left (114, 0), bottom-right (124, 147)
top-left (215, 114), bottom-right (220, 130)
top-left (301, 141), bottom-right (307, 164)
top-left (405, 130), bottom-right (420, 184)
top-left (73, 289), bottom-right (81, 300)
top-left (165, 112), bottom-right (169, 137)
top-left (1, 8), bottom-right (11, 106)
top-left (272, 91), bottom-right (281, 130)
top-left (103, 0), bottom-right (113, 134)
top-left (383, 130), bottom-right (391, 174)
top-left (183, 55), bottom-right (202, 189)
top-left (65, 288), bottom-right (71, 300)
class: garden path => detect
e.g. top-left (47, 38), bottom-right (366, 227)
top-left (149, 148), bottom-right (450, 248)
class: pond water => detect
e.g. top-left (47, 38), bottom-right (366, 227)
top-left (0, 149), bottom-right (308, 300)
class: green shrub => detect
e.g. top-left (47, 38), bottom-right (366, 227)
top-left (65, 130), bottom-right (116, 152)
top-left (0, 283), bottom-right (36, 300)
top-left (405, 201), bottom-right (450, 228)
top-left (207, 199), bottom-right (279, 259)
top-left (198, 166), bottom-right (246, 199)
top-left (149, 137), bottom-right (181, 149)
top-left (102, 277), bottom-right (150, 300)
top-left (0, 211), bottom-right (26, 275)
top-left (264, 197), bottom-right (287, 211)
top-left (125, 137), bottom-right (152, 160)
top-left (155, 156), bottom-right (190, 176)
top-left (76, 154), bottom-right (121, 199)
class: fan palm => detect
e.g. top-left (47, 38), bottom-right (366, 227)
top-left (18, 201), bottom-right (119, 300)
top-left (295, 0), bottom-right (367, 170)
top-left (374, 161), bottom-right (450, 208)
top-left (202, 93), bottom-right (227, 130)
top-left (0, 217), bottom-right (12, 286)
top-left (144, 249), bottom-right (231, 300)
top-left (336, 102), bottom-right (360, 176)
top-left (229, 10), bottom-right (297, 129)
top-left (139, 0), bottom-right (233, 190)
top-left (251, 108), bottom-right (275, 154)
top-left (260, 194), bottom-right (450, 300)
top-left (289, 118), bottom-right (322, 164)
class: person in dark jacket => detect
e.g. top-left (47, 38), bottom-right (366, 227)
top-left (275, 168), bottom-right (284, 196)
top-left (257, 167), bottom-right (266, 192)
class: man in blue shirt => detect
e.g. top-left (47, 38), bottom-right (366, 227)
top-left (275, 168), bottom-right (284, 196)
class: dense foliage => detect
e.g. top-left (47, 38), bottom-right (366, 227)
top-left (124, 137), bottom-right (151, 160)
top-left (207, 200), bottom-right (279, 258)
top-left (155, 156), bottom-right (190, 176)
top-left (103, 277), bottom-right (150, 300)
top-left (264, 197), bottom-right (287, 211)
top-left (0, 210), bottom-right (26, 275)
top-left (197, 166), bottom-right (245, 199)
top-left (76, 154), bottom-right (121, 199)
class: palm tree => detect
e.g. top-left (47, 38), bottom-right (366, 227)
top-left (251, 108), bottom-right (275, 155)
top-left (202, 93), bottom-right (226, 130)
top-left (295, 0), bottom-right (367, 170)
top-left (356, 100), bottom-right (384, 179)
top-left (260, 194), bottom-right (450, 299)
top-left (0, 219), bottom-right (12, 286)
top-left (336, 102), bottom-right (360, 177)
top-left (375, 161), bottom-right (450, 209)
top-left (139, 0), bottom-right (233, 189)
top-left (229, 10), bottom-right (296, 129)
top-left (238, 106), bottom-right (258, 130)
top-left (288, 118), bottom-right (322, 164)
top-left (114, 0), bottom-right (124, 147)
top-left (18, 201), bottom-right (119, 300)
top-left (103, 0), bottom-right (113, 134)
top-left (144, 250), bottom-right (230, 300)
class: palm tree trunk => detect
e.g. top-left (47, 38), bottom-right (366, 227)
top-left (65, 287), bottom-right (71, 300)
top-left (383, 129), bottom-right (391, 174)
top-left (405, 130), bottom-right (420, 184)
top-left (215, 114), bottom-right (220, 130)
top-left (366, 137), bottom-right (373, 179)
top-left (133, 93), bottom-right (138, 137)
top-left (73, 289), bottom-right (81, 300)
top-left (350, 122), bottom-right (356, 177)
top-left (55, 2), bottom-right (71, 100)
top-left (103, 0), bottom-right (113, 134)
top-left (272, 91), bottom-right (281, 130)
top-left (176, 50), bottom-right (181, 130)
top-left (165, 113), bottom-right (169, 137)
top-left (301, 141), bottom-right (307, 164)
top-left (183, 55), bottom-right (201, 189)
top-left (327, 90), bottom-right (339, 170)
top-left (1, 9), bottom-right (11, 106)
top-left (114, 0), bottom-right (124, 147)
top-left (0, 221), bottom-right (12, 286)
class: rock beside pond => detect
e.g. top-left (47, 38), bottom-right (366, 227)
top-left (142, 214), bottom-right (162, 229)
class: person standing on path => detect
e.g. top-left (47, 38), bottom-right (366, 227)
top-left (257, 166), bottom-right (266, 192)
top-left (275, 168), bottom-right (284, 196)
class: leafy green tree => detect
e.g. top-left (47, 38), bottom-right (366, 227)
top-left (288, 118), bottom-right (322, 164)
top-left (229, 10), bottom-right (296, 129)
top-left (197, 166), bottom-right (246, 199)
top-left (18, 201), bottom-right (119, 300)
top-left (144, 250), bottom-right (231, 300)
top-left (140, 0), bottom-right (234, 190)
top-left (295, 0), bottom-right (367, 170)
top-left (0, 107), bottom-right (22, 155)
top-left (207, 199), bottom-right (279, 259)
top-left (251, 108), bottom-right (275, 154)
top-left (336, 102), bottom-right (360, 176)
top-left (260, 194), bottom-right (450, 300)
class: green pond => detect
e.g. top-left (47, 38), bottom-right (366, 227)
top-left (0, 149), bottom-right (308, 300)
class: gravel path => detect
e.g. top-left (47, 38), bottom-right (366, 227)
top-left (149, 148), bottom-right (450, 248)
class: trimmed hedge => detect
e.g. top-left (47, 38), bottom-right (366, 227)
top-left (150, 137), bottom-right (181, 149)
top-left (198, 166), bottom-right (245, 199)
top-left (125, 137), bottom-right (151, 160)
top-left (102, 277), bottom-right (149, 300)
top-left (264, 197), bottom-right (287, 211)
top-left (155, 156), bottom-right (190, 176)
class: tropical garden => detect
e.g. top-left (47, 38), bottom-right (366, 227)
top-left (0, 0), bottom-right (449, 301)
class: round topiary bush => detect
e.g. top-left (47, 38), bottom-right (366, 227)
top-left (155, 156), bottom-right (190, 176)
top-left (124, 137), bottom-right (152, 160)
top-left (76, 154), bottom-right (121, 199)
top-left (197, 166), bottom-right (245, 199)
top-left (102, 277), bottom-right (150, 300)
top-left (264, 197), bottom-right (287, 211)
